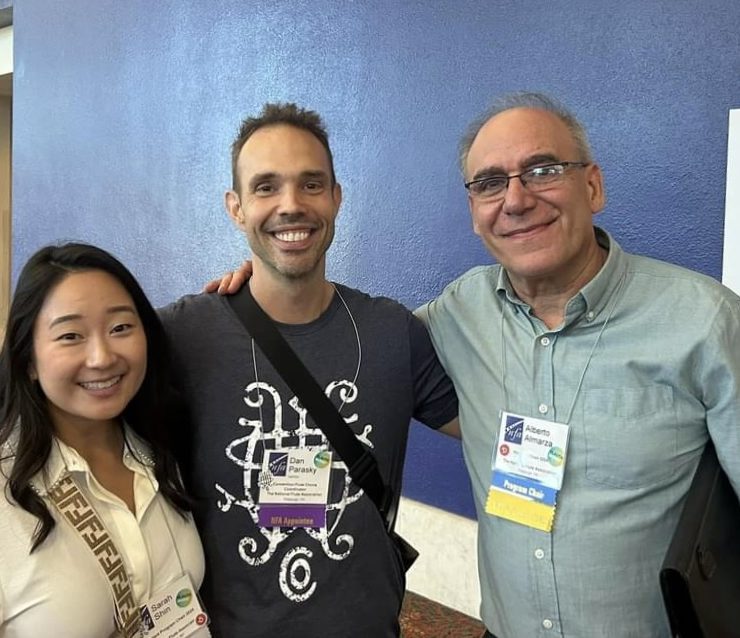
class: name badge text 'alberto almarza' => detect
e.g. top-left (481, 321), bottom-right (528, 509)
top-left (486, 412), bottom-right (570, 532)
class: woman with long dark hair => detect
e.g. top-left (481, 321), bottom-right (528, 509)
top-left (0, 243), bottom-right (209, 637)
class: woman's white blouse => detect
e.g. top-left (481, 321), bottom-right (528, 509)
top-left (0, 430), bottom-right (209, 637)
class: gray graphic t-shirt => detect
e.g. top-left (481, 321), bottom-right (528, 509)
top-left (161, 285), bottom-right (457, 638)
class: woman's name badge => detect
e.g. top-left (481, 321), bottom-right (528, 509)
top-left (485, 411), bottom-right (570, 532)
top-left (139, 573), bottom-right (209, 638)
top-left (257, 448), bottom-right (333, 528)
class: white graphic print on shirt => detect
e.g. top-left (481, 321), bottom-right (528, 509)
top-left (213, 378), bottom-right (373, 603)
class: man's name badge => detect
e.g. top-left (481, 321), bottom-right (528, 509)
top-left (139, 573), bottom-right (209, 638)
top-left (485, 411), bottom-right (570, 532)
top-left (257, 448), bottom-right (332, 528)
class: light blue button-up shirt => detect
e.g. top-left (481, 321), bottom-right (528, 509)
top-left (417, 228), bottom-right (740, 638)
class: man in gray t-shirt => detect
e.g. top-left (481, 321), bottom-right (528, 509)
top-left (161, 103), bottom-right (459, 638)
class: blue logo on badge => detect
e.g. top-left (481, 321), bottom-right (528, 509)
top-left (140, 606), bottom-right (155, 630)
top-left (504, 416), bottom-right (524, 444)
top-left (268, 452), bottom-right (288, 476)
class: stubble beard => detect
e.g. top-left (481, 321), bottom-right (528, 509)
top-left (249, 226), bottom-right (334, 282)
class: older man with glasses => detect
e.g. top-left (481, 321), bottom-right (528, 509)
top-left (417, 91), bottom-right (740, 638)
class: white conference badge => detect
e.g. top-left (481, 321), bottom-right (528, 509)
top-left (139, 573), bottom-right (209, 638)
top-left (485, 411), bottom-right (570, 531)
top-left (258, 448), bottom-right (333, 528)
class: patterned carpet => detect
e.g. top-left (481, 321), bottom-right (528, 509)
top-left (400, 591), bottom-right (486, 638)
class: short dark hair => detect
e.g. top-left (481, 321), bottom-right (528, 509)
top-left (0, 242), bottom-right (191, 551)
top-left (230, 102), bottom-right (336, 192)
top-left (459, 91), bottom-right (594, 175)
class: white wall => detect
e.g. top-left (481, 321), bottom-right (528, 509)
top-left (396, 497), bottom-right (480, 618)
top-left (722, 109), bottom-right (740, 294)
top-left (0, 26), bottom-right (11, 75)
top-left (0, 25), bottom-right (11, 335)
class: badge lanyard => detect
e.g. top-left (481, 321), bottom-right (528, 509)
top-left (250, 285), bottom-right (362, 529)
top-left (250, 283), bottom-right (362, 425)
top-left (487, 275), bottom-right (627, 530)
top-left (129, 439), bottom-right (209, 638)
top-left (500, 274), bottom-right (626, 424)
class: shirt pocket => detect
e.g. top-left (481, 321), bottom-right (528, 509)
top-left (582, 385), bottom-right (677, 489)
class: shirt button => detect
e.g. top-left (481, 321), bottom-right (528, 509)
top-left (538, 404), bottom-right (548, 414)
top-left (543, 619), bottom-right (553, 630)
top-left (586, 311), bottom-right (595, 321)
top-left (534, 548), bottom-right (545, 559)
top-left (540, 336), bottom-right (551, 346)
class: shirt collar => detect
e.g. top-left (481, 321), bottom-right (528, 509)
top-left (576, 228), bottom-right (628, 322)
top-left (23, 423), bottom-right (155, 497)
top-left (495, 227), bottom-right (627, 326)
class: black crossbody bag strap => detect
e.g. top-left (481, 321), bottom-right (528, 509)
top-left (227, 286), bottom-right (393, 526)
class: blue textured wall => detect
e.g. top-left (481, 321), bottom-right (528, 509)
top-left (13, 0), bottom-right (740, 518)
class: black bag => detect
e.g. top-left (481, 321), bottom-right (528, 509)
top-left (227, 286), bottom-right (418, 571)
top-left (390, 530), bottom-right (420, 571)
top-left (660, 441), bottom-right (740, 637)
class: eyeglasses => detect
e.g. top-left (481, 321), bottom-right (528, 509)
top-left (464, 162), bottom-right (589, 201)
